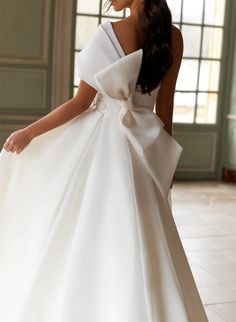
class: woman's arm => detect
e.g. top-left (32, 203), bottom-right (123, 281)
top-left (155, 26), bottom-right (183, 188)
top-left (155, 26), bottom-right (183, 136)
top-left (3, 80), bottom-right (97, 153)
top-left (27, 80), bottom-right (97, 138)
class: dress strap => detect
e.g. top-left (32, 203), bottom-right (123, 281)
top-left (100, 21), bottom-right (124, 58)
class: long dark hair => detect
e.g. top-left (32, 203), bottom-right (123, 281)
top-left (104, 0), bottom-right (173, 95)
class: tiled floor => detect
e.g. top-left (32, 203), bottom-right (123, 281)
top-left (171, 180), bottom-right (236, 322)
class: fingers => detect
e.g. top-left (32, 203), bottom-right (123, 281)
top-left (4, 145), bottom-right (21, 154)
top-left (3, 140), bottom-right (12, 152)
top-left (11, 146), bottom-right (17, 153)
top-left (2, 130), bottom-right (28, 154)
top-left (3, 139), bottom-right (18, 153)
top-left (16, 148), bottom-right (22, 154)
top-left (3, 142), bottom-right (10, 152)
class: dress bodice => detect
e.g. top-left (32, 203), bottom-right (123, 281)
top-left (75, 20), bottom-right (166, 158)
top-left (76, 20), bottom-right (175, 164)
top-left (101, 21), bottom-right (161, 112)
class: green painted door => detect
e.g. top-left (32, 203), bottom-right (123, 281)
top-left (0, 0), bottom-right (55, 147)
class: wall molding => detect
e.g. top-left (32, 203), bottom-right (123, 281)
top-left (0, 121), bottom-right (40, 132)
top-left (0, 0), bottom-right (51, 65)
top-left (0, 67), bottom-right (47, 110)
top-left (0, 114), bottom-right (42, 121)
top-left (0, 114), bottom-right (43, 131)
top-left (175, 131), bottom-right (217, 172)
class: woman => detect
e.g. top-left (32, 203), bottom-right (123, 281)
top-left (0, 0), bottom-right (209, 321)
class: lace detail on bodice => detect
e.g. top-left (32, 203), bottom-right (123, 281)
top-left (90, 93), bottom-right (121, 118)
top-left (90, 82), bottom-right (161, 114)
top-left (90, 92), bottom-right (103, 110)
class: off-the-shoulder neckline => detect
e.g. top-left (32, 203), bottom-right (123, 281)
top-left (101, 20), bottom-right (143, 58)
top-left (100, 21), bottom-right (160, 94)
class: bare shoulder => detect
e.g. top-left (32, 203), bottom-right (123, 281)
top-left (110, 18), bottom-right (131, 34)
top-left (110, 18), bottom-right (136, 38)
top-left (171, 25), bottom-right (184, 57)
top-left (110, 18), bottom-right (142, 53)
top-left (111, 18), bottom-right (130, 28)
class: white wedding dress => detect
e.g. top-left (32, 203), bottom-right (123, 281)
top-left (0, 21), bottom-right (209, 322)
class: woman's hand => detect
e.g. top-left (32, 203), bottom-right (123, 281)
top-left (2, 128), bottom-right (33, 154)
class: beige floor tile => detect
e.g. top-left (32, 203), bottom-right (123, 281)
top-left (171, 180), bottom-right (236, 320)
top-left (181, 237), bottom-right (213, 251)
top-left (207, 302), bottom-right (236, 322)
top-left (205, 306), bottom-right (226, 322)
top-left (178, 224), bottom-right (229, 238)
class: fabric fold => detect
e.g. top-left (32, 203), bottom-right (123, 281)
top-left (91, 47), bottom-right (183, 200)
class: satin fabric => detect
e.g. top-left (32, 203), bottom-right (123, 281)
top-left (0, 20), bottom-right (209, 322)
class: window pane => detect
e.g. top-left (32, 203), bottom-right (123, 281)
top-left (198, 60), bottom-right (220, 91)
top-left (176, 59), bottom-right (199, 91)
top-left (183, 0), bottom-right (204, 24)
top-left (74, 52), bottom-right (82, 86)
top-left (75, 16), bottom-right (99, 50)
top-left (173, 92), bottom-right (195, 123)
top-left (182, 25), bottom-right (201, 57)
top-left (204, 0), bottom-right (226, 26)
top-left (202, 27), bottom-right (223, 59)
top-left (168, 0), bottom-right (182, 21)
top-left (196, 93), bottom-right (218, 124)
top-left (77, 0), bottom-right (100, 14)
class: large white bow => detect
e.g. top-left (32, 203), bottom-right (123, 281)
top-left (94, 48), bottom-right (183, 200)
top-left (94, 49), bottom-right (164, 156)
